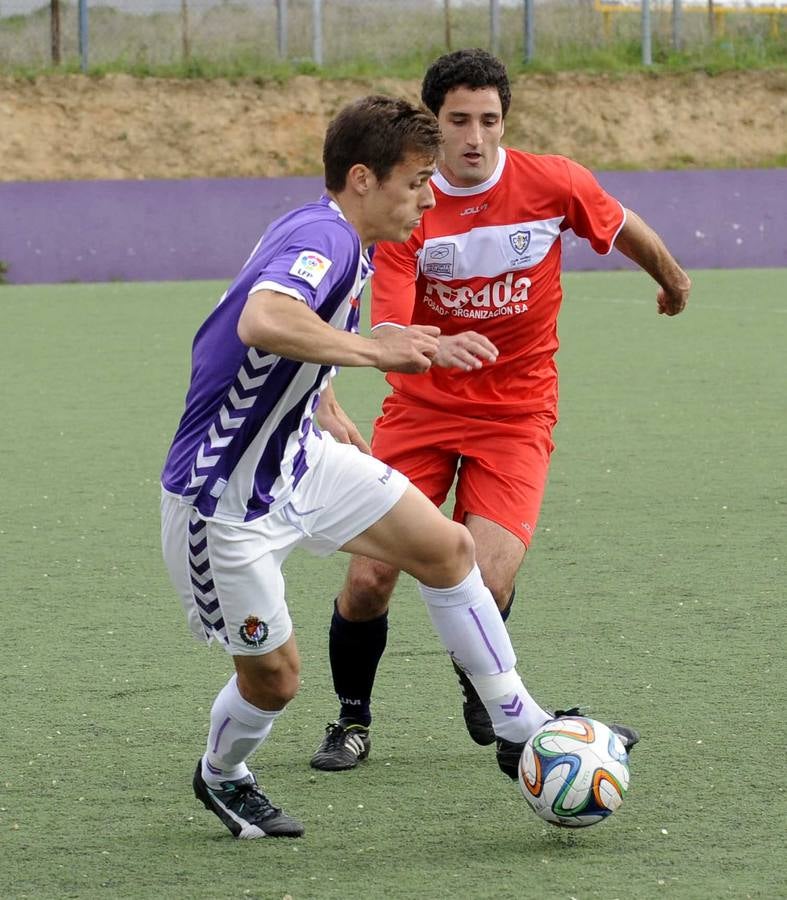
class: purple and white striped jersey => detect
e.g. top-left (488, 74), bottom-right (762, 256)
top-left (161, 196), bottom-right (372, 523)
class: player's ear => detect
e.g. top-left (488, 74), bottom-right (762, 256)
top-left (500, 119), bottom-right (505, 139)
top-left (347, 163), bottom-right (372, 195)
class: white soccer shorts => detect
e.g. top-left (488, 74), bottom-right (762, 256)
top-left (161, 434), bottom-right (408, 656)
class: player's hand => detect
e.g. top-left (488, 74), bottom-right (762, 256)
top-left (317, 383), bottom-right (371, 453)
top-left (317, 400), bottom-right (371, 454)
top-left (432, 331), bottom-right (499, 371)
top-left (374, 324), bottom-right (441, 374)
top-left (657, 275), bottom-right (691, 316)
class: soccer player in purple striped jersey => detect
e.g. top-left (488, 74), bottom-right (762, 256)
top-left (161, 95), bottom-right (554, 840)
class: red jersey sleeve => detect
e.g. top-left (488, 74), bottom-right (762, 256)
top-left (370, 234), bottom-right (421, 329)
top-left (562, 157), bottom-right (625, 255)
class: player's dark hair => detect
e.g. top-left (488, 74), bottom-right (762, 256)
top-left (323, 95), bottom-right (441, 192)
top-left (421, 48), bottom-right (511, 119)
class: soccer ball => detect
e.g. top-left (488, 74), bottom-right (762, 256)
top-left (518, 716), bottom-right (630, 828)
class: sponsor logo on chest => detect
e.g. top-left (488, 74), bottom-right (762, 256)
top-left (422, 242), bottom-right (456, 278)
top-left (423, 271), bottom-right (531, 320)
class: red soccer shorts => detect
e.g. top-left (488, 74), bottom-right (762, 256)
top-left (371, 394), bottom-right (557, 547)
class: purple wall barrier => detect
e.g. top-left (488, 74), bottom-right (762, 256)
top-left (1, 169), bottom-right (784, 284)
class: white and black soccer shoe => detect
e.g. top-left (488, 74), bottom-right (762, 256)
top-left (192, 761), bottom-right (304, 838)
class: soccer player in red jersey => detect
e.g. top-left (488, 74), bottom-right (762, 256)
top-left (311, 50), bottom-right (689, 773)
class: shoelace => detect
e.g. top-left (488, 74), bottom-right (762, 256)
top-left (321, 722), bottom-right (350, 750)
top-left (553, 706), bottom-right (584, 718)
top-left (225, 781), bottom-right (280, 818)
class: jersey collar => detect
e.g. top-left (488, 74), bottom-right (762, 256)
top-left (431, 147), bottom-right (507, 197)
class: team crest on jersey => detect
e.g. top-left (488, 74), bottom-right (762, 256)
top-left (422, 242), bottom-right (456, 278)
top-left (239, 615), bottom-right (269, 647)
top-left (509, 230), bottom-right (531, 257)
top-left (289, 250), bottom-right (332, 287)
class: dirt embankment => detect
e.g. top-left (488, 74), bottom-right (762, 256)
top-left (0, 69), bottom-right (785, 180)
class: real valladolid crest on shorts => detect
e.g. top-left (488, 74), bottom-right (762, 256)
top-left (239, 615), bottom-right (269, 647)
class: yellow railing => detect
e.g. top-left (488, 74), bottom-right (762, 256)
top-left (593, 0), bottom-right (784, 38)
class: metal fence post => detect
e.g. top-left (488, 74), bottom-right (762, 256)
top-left (490, 0), bottom-right (500, 55)
top-left (672, 0), bottom-right (683, 51)
top-left (50, 0), bottom-right (61, 66)
top-left (277, 0), bottom-right (288, 60)
top-left (642, 0), bottom-right (652, 65)
top-left (78, 0), bottom-right (88, 72)
top-left (312, 0), bottom-right (323, 66)
top-left (524, 0), bottom-right (535, 63)
top-left (181, 0), bottom-right (190, 62)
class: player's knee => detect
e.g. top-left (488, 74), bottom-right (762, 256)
top-left (421, 521), bottom-right (476, 586)
top-left (483, 577), bottom-right (516, 609)
top-left (342, 560), bottom-right (397, 618)
top-left (236, 655), bottom-right (301, 709)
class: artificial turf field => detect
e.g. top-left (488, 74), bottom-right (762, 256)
top-left (1, 269), bottom-right (785, 900)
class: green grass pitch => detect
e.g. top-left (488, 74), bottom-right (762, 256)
top-left (1, 269), bottom-right (785, 899)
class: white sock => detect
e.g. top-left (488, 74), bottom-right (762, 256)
top-left (202, 674), bottom-right (282, 787)
top-left (419, 565), bottom-right (549, 742)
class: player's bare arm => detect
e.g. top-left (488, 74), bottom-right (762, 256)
top-left (238, 289), bottom-right (440, 373)
top-left (317, 382), bottom-right (372, 454)
top-left (614, 208), bottom-right (691, 316)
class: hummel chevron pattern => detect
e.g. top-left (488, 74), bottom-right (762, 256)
top-left (188, 512), bottom-right (227, 643)
top-left (184, 349), bottom-right (275, 499)
top-left (501, 695), bottom-right (524, 717)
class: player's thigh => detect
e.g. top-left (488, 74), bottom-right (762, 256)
top-left (455, 410), bottom-right (557, 549)
top-left (372, 394), bottom-right (461, 507)
top-left (341, 484), bottom-right (474, 587)
top-left (205, 514), bottom-right (298, 656)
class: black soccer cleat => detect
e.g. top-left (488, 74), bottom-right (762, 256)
top-left (192, 761), bottom-right (304, 838)
top-left (608, 722), bottom-right (640, 751)
top-left (496, 736), bottom-right (526, 780)
top-left (309, 720), bottom-right (371, 771)
top-left (495, 709), bottom-right (641, 780)
top-left (452, 660), bottom-right (496, 746)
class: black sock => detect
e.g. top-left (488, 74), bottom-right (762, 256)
top-left (328, 600), bottom-right (388, 728)
top-left (500, 587), bottom-right (516, 622)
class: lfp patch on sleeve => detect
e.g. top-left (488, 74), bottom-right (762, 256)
top-left (289, 250), bottom-right (333, 287)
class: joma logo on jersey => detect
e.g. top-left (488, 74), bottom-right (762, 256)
top-left (422, 243), bottom-right (456, 277)
top-left (425, 271), bottom-right (531, 311)
top-left (509, 230), bottom-right (531, 256)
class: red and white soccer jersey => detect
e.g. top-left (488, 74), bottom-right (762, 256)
top-left (371, 147), bottom-right (626, 417)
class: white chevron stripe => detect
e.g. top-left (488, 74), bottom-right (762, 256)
top-left (219, 406), bottom-right (244, 430)
top-left (208, 424), bottom-right (233, 448)
top-left (190, 570), bottom-right (213, 587)
top-left (228, 386), bottom-right (256, 410)
top-left (196, 444), bottom-right (220, 469)
top-left (248, 348), bottom-right (275, 368)
top-left (238, 366), bottom-right (269, 391)
top-left (190, 547), bottom-right (209, 566)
